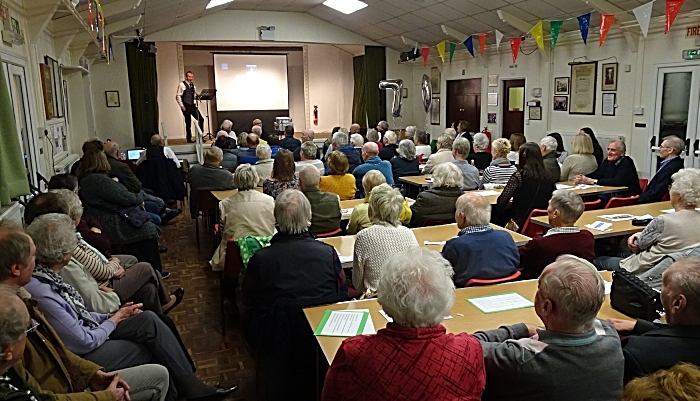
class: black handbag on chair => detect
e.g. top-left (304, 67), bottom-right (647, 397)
top-left (610, 268), bottom-right (664, 321)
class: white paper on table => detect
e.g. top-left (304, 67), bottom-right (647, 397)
top-left (604, 280), bottom-right (612, 295)
top-left (585, 221), bottom-right (612, 232)
top-left (556, 184), bottom-right (574, 189)
top-left (635, 214), bottom-right (654, 220)
top-left (467, 293), bottom-right (534, 314)
top-left (424, 240), bottom-right (446, 245)
top-left (379, 309), bottom-right (452, 322)
top-left (340, 208), bottom-right (353, 215)
top-left (357, 309), bottom-right (376, 335)
top-left (315, 310), bottom-right (375, 337)
top-left (476, 190), bottom-right (501, 197)
top-left (407, 201), bottom-right (415, 207)
top-left (661, 208), bottom-right (700, 213)
top-left (575, 184), bottom-right (601, 189)
top-left (599, 214), bottom-right (636, 221)
top-left (338, 255), bottom-right (353, 264)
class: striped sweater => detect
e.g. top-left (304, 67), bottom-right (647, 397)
top-left (72, 238), bottom-right (120, 287)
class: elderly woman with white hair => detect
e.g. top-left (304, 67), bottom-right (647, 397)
top-left (410, 163), bottom-right (463, 227)
top-left (323, 247), bottom-right (485, 400)
top-left (210, 164), bottom-right (276, 271)
top-left (389, 139), bottom-right (420, 184)
top-left (540, 136), bottom-right (561, 182)
top-left (366, 128), bottom-right (383, 151)
top-left (379, 131), bottom-right (398, 161)
top-left (594, 168), bottom-right (700, 274)
top-left (220, 119), bottom-right (235, 137)
top-left (353, 184), bottom-right (418, 295)
top-left (423, 135), bottom-right (455, 174)
top-left (254, 143), bottom-right (274, 185)
top-left (482, 138), bottom-right (517, 186)
top-left (468, 132), bottom-right (492, 171)
top-left (404, 126), bottom-right (417, 141)
top-left (347, 171), bottom-right (412, 235)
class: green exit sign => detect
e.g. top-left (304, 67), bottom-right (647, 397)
top-left (683, 49), bottom-right (700, 59)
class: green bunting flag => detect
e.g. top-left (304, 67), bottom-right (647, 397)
top-left (449, 42), bottom-right (456, 63)
top-left (550, 20), bottom-right (563, 50)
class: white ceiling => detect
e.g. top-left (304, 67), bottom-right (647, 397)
top-left (86, 0), bottom-right (700, 50)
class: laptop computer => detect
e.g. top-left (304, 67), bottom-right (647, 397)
top-left (127, 149), bottom-right (145, 161)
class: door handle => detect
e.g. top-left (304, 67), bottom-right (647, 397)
top-left (694, 139), bottom-right (699, 156)
top-left (649, 136), bottom-right (656, 149)
top-left (686, 138), bottom-right (691, 156)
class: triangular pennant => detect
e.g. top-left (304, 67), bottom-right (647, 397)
top-left (449, 42), bottom-right (456, 64)
top-left (464, 36), bottom-right (475, 57)
top-left (666, 0), bottom-right (686, 34)
top-left (422, 46), bottom-right (430, 67)
top-left (510, 37), bottom-right (522, 63)
top-left (479, 33), bottom-right (487, 56)
top-left (495, 30), bottom-right (504, 51)
top-left (436, 40), bottom-right (446, 63)
top-left (550, 20), bottom-right (563, 50)
top-left (578, 13), bottom-right (591, 44)
top-left (599, 14), bottom-right (614, 47)
top-left (633, 2), bottom-right (653, 38)
top-left (530, 21), bottom-right (545, 51)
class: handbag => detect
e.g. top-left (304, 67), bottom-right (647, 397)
top-left (610, 268), bottom-right (664, 321)
top-left (119, 205), bottom-right (151, 228)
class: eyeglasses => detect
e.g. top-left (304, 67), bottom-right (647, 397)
top-left (24, 321), bottom-right (40, 334)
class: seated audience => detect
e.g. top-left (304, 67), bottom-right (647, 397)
top-left (638, 135), bottom-right (685, 204)
top-left (350, 133), bottom-right (364, 151)
top-left (507, 133), bottom-right (526, 165)
top-left (71, 139), bottom-right (104, 176)
top-left (457, 121), bottom-right (473, 149)
top-left (353, 184), bottom-right (418, 295)
top-left (366, 128), bottom-right (383, 151)
top-left (468, 133), bottom-right (492, 171)
top-left (540, 136), bottom-right (561, 183)
top-left (263, 149), bottom-right (299, 199)
top-left (413, 130), bottom-right (431, 160)
top-left (278, 125), bottom-right (301, 152)
top-left (442, 193), bottom-right (519, 287)
top-left (518, 189), bottom-right (595, 279)
top-left (319, 151), bottom-right (356, 200)
top-left (495, 142), bottom-right (556, 229)
top-left (560, 133), bottom-right (598, 181)
top-left (238, 133), bottom-right (261, 165)
top-left (298, 166), bottom-right (341, 235)
top-left (188, 147), bottom-right (235, 219)
top-left (389, 139), bottom-right (420, 184)
top-left (622, 363), bottom-right (700, 401)
top-left (423, 135), bottom-right (454, 174)
top-left (378, 131), bottom-right (398, 161)
top-left (452, 137), bottom-right (480, 191)
top-left (580, 127), bottom-right (605, 165)
top-left (594, 168), bottom-right (700, 273)
top-left (376, 121), bottom-right (389, 142)
top-left (410, 163), bottom-right (464, 227)
top-left (214, 135), bottom-right (238, 171)
top-left (242, 189), bottom-right (348, 345)
top-left (349, 123), bottom-right (361, 136)
top-left (220, 119), bottom-right (235, 137)
top-left (352, 142), bottom-right (393, 198)
top-left (23, 214), bottom-right (237, 400)
top-left (548, 132), bottom-right (568, 164)
top-left (608, 257), bottom-right (700, 383)
top-left (322, 247), bottom-right (485, 401)
top-left (252, 118), bottom-right (273, 143)
top-left (294, 141), bottom-right (324, 175)
top-left (254, 144), bottom-right (274, 185)
top-left (329, 132), bottom-right (362, 173)
top-left (211, 165), bottom-right (275, 271)
top-left (482, 138), bottom-right (516, 186)
top-left (474, 255), bottom-right (624, 400)
top-left (293, 129), bottom-right (321, 161)
top-left (347, 171), bottom-right (411, 235)
top-left (137, 135), bottom-right (181, 169)
top-left (404, 125), bottom-right (416, 141)
top-left (575, 140), bottom-right (641, 197)
top-left (231, 132), bottom-right (249, 159)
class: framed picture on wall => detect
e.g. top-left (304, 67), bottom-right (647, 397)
top-left (602, 92), bottom-right (616, 116)
top-left (528, 106), bottom-right (542, 120)
top-left (602, 62), bottom-right (618, 91)
top-left (488, 74), bottom-right (498, 87)
top-left (105, 91), bottom-right (120, 107)
top-left (553, 96), bottom-right (568, 111)
top-left (402, 87), bottom-right (408, 98)
top-left (51, 58), bottom-right (63, 118)
top-left (554, 77), bottom-right (570, 95)
top-left (431, 67), bottom-right (441, 94)
top-left (430, 97), bottom-right (440, 125)
top-left (569, 61), bottom-right (597, 115)
top-left (39, 63), bottom-right (55, 120)
top-left (487, 113), bottom-right (496, 124)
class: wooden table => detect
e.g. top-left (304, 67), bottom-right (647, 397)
top-left (304, 271), bottom-right (625, 364)
top-left (211, 187), bottom-right (263, 201)
top-left (398, 174), bottom-right (432, 187)
top-left (339, 198), bottom-right (415, 220)
top-left (319, 223), bottom-right (530, 256)
top-left (531, 201), bottom-right (672, 238)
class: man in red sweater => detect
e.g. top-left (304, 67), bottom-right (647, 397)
top-left (518, 189), bottom-right (596, 279)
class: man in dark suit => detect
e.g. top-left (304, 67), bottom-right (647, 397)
top-left (607, 257), bottom-right (700, 383)
top-left (575, 140), bottom-right (641, 199)
top-left (638, 135), bottom-right (685, 204)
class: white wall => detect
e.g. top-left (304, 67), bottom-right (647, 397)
top-left (155, 42), bottom-right (182, 141)
top-left (307, 44), bottom-right (354, 132)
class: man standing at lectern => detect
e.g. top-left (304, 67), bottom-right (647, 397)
top-left (176, 71), bottom-right (204, 143)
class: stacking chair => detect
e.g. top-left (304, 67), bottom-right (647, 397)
top-left (195, 190), bottom-right (219, 249)
top-left (519, 209), bottom-right (548, 237)
top-left (583, 199), bottom-right (602, 210)
top-left (638, 179), bottom-right (649, 192)
top-left (221, 240), bottom-right (245, 335)
top-left (604, 195), bottom-right (640, 209)
top-left (315, 228), bottom-right (343, 238)
top-left (466, 271), bottom-right (522, 287)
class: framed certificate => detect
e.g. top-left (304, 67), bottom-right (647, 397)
top-left (569, 62), bottom-right (597, 115)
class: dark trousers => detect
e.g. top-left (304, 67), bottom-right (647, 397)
top-left (122, 238), bottom-right (163, 272)
top-left (182, 104), bottom-right (203, 141)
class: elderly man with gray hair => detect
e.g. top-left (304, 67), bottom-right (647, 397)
top-left (352, 142), bottom-right (394, 198)
top-left (379, 130), bottom-right (398, 161)
top-left (293, 129), bottom-right (321, 161)
top-left (638, 135), bottom-right (685, 204)
top-left (350, 133), bottom-right (364, 150)
top-left (295, 141), bottom-right (324, 175)
top-left (328, 132), bottom-right (362, 173)
top-left (298, 166), bottom-right (341, 235)
top-left (452, 137), bottom-right (480, 191)
top-left (575, 139), bottom-right (641, 198)
top-left (366, 128), bottom-right (382, 151)
top-left (241, 189), bottom-right (348, 345)
top-left (322, 247), bottom-right (486, 400)
top-left (474, 255), bottom-right (624, 400)
top-left (442, 193), bottom-right (519, 287)
top-left (423, 135), bottom-right (455, 174)
top-left (518, 189), bottom-right (596, 279)
top-left (254, 143), bottom-right (274, 185)
top-left (540, 136), bottom-right (561, 182)
top-left (187, 146), bottom-right (234, 219)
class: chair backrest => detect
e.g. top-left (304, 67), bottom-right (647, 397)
top-left (196, 190), bottom-right (219, 218)
top-left (583, 199), bottom-right (602, 211)
top-left (420, 218), bottom-right (455, 227)
top-left (604, 195), bottom-right (640, 209)
top-left (519, 209), bottom-right (548, 237)
top-left (315, 228), bottom-right (343, 238)
top-left (638, 178), bottom-right (649, 192)
top-left (223, 239), bottom-right (245, 282)
top-left (466, 270), bottom-right (521, 287)
top-left (661, 191), bottom-right (671, 202)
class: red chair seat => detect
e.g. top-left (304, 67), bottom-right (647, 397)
top-left (639, 179), bottom-right (649, 192)
top-left (519, 209), bottom-right (548, 237)
top-left (316, 228), bottom-right (343, 238)
top-left (583, 199), bottom-right (602, 210)
top-left (604, 195), bottom-right (640, 209)
top-left (466, 271), bottom-right (522, 287)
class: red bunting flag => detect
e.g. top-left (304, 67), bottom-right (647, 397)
top-left (479, 33), bottom-right (487, 56)
top-left (666, 0), bottom-right (685, 34)
top-left (510, 37), bottom-right (522, 63)
top-left (599, 14), bottom-right (614, 47)
top-left (422, 46), bottom-right (430, 67)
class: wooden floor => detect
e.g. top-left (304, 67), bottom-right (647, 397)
top-left (160, 203), bottom-right (256, 400)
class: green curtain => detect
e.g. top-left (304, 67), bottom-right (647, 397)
top-left (363, 46), bottom-right (386, 127)
top-left (351, 55), bottom-right (367, 127)
top-left (0, 55), bottom-right (29, 206)
top-left (125, 42), bottom-right (159, 147)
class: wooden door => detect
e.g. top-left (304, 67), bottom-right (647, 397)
top-left (502, 79), bottom-right (525, 139)
top-left (447, 78), bottom-right (481, 132)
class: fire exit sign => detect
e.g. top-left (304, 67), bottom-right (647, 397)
top-left (683, 49), bottom-right (700, 59)
top-left (687, 26), bottom-right (700, 36)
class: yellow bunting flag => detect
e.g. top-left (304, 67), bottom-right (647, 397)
top-left (530, 21), bottom-right (545, 51)
top-left (436, 41), bottom-right (446, 63)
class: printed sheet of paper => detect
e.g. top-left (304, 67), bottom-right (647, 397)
top-left (467, 292), bottom-right (534, 314)
top-left (599, 214), bottom-right (636, 221)
top-left (314, 310), bottom-right (373, 337)
top-left (575, 184), bottom-right (601, 189)
top-left (476, 190), bottom-right (501, 197)
top-left (340, 208), bottom-right (353, 215)
top-left (556, 184), bottom-right (573, 190)
top-left (338, 255), bottom-right (353, 264)
top-left (604, 280), bottom-right (612, 295)
top-left (585, 221), bottom-right (612, 232)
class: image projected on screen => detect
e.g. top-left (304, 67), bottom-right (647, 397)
top-left (213, 54), bottom-right (289, 111)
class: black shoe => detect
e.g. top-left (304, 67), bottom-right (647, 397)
top-left (187, 386), bottom-right (238, 401)
top-left (161, 208), bottom-right (182, 224)
top-left (159, 245), bottom-right (168, 253)
top-left (160, 271), bottom-right (171, 279)
top-left (163, 287), bottom-right (184, 314)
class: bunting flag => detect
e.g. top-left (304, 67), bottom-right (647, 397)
top-left (479, 33), bottom-right (487, 56)
top-left (448, 42), bottom-right (456, 64)
top-left (530, 21), bottom-right (545, 51)
top-left (633, 2), bottom-right (653, 38)
top-left (495, 30), bottom-right (504, 51)
top-left (666, 0), bottom-right (686, 34)
top-left (600, 14), bottom-right (614, 47)
top-left (510, 37), bottom-right (522, 63)
top-left (422, 46), bottom-right (430, 67)
top-left (436, 40), bottom-right (446, 63)
top-left (578, 13), bottom-right (591, 44)
top-left (550, 20), bottom-right (563, 49)
top-left (464, 36), bottom-right (475, 57)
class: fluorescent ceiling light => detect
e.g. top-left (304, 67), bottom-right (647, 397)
top-left (207, 0), bottom-right (234, 9)
top-left (323, 0), bottom-right (367, 14)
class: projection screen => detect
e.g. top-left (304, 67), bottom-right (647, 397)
top-left (213, 53), bottom-right (289, 111)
